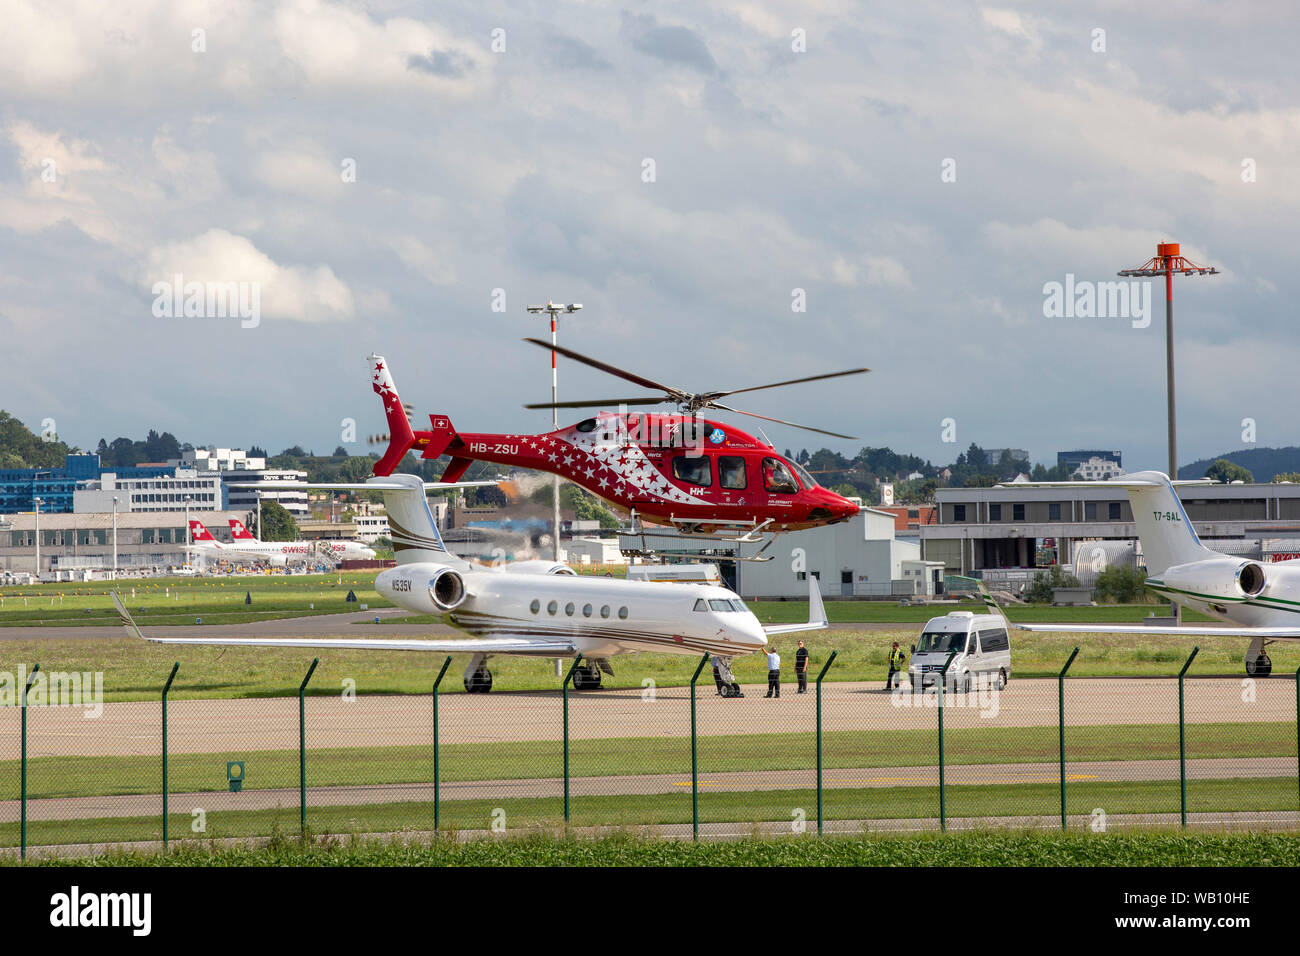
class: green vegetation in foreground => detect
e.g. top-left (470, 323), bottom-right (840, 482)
top-left (11, 828), bottom-right (1300, 867)
top-left (2, 778), bottom-right (1295, 851)
top-left (4, 722), bottom-right (1293, 800)
top-left (0, 624), bottom-right (1291, 701)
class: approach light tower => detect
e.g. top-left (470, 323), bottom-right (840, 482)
top-left (526, 301), bottom-right (583, 561)
top-left (1117, 243), bottom-right (1219, 478)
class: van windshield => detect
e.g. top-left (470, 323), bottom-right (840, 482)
top-left (916, 631), bottom-right (968, 654)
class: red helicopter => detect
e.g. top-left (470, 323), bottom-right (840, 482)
top-left (367, 342), bottom-right (867, 538)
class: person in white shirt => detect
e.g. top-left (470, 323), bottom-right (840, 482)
top-left (764, 647), bottom-right (781, 698)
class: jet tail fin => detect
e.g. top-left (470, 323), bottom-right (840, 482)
top-left (1004, 470), bottom-right (1219, 576)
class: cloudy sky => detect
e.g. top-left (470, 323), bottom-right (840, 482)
top-left (1, 1), bottom-right (1294, 471)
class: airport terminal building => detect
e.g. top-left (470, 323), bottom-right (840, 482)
top-left (0, 509), bottom-right (250, 576)
top-left (919, 480), bottom-right (1300, 579)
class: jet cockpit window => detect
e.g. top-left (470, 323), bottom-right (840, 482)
top-left (576, 418), bottom-right (598, 432)
top-left (693, 598), bottom-right (708, 611)
top-left (762, 457), bottom-right (799, 494)
top-left (729, 598), bottom-right (749, 612)
top-left (672, 455), bottom-right (712, 487)
top-left (708, 599), bottom-right (734, 612)
top-left (718, 456), bottom-right (747, 490)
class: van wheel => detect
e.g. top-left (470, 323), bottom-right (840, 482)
top-left (996, 668), bottom-right (1007, 690)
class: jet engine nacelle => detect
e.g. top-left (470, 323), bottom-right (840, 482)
top-left (502, 560), bottom-right (578, 576)
top-left (375, 564), bottom-right (468, 613)
top-left (1160, 557), bottom-right (1270, 600)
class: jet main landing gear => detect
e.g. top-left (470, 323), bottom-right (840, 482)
top-left (1246, 638), bottom-right (1273, 678)
top-left (464, 653), bottom-right (494, 693)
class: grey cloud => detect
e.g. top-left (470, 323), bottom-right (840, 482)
top-left (407, 49), bottom-right (475, 78)
top-left (544, 34), bottom-right (613, 71)
top-left (621, 12), bottom-right (716, 73)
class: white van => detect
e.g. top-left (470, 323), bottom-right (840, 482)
top-left (908, 610), bottom-right (1011, 692)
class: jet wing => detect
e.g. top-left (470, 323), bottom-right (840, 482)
top-left (112, 592), bottom-right (575, 655)
top-left (1012, 622), bottom-right (1300, 639)
top-left (763, 574), bottom-right (829, 635)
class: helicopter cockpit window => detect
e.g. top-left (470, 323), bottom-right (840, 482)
top-left (790, 461), bottom-right (819, 489)
top-left (762, 457), bottom-right (799, 494)
top-left (718, 456), bottom-right (747, 490)
top-left (672, 455), bottom-right (712, 487)
top-left (575, 418), bottom-right (598, 433)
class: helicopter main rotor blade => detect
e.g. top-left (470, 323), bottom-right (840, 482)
top-left (702, 367), bottom-right (870, 402)
top-left (524, 397), bottom-right (665, 410)
top-left (709, 401), bottom-right (858, 440)
top-left (522, 338), bottom-right (688, 400)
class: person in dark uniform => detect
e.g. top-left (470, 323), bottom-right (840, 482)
top-left (764, 646), bottom-right (781, 698)
top-left (885, 641), bottom-right (906, 690)
top-left (795, 641), bottom-right (809, 693)
top-left (711, 654), bottom-right (725, 695)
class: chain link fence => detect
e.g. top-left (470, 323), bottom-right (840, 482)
top-left (3, 650), bottom-right (1298, 856)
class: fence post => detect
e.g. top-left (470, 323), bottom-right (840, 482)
top-left (20, 663), bottom-right (39, 860)
top-left (1178, 646), bottom-right (1199, 827)
top-left (432, 655), bottom-right (452, 833)
top-left (1057, 647), bottom-right (1079, 829)
top-left (1295, 664), bottom-right (1299, 816)
top-left (815, 650), bottom-right (839, 835)
top-left (298, 658), bottom-right (319, 834)
top-left (937, 650), bottom-right (958, 832)
top-left (691, 655), bottom-right (712, 842)
top-left (161, 662), bottom-right (179, 851)
top-left (561, 655), bottom-right (584, 824)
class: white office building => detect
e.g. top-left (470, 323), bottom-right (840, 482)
top-left (73, 469), bottom-right (225, 514)
top-left (171, 449), bottom-right (309, 518)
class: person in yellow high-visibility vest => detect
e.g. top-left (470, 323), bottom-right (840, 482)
top-left (885, 641), bottom-right (906, 690)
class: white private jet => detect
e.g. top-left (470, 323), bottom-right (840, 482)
top-left (115, 473), bottom-right (827, 692)
top-left (999, 470), bottom-right (1300, 676)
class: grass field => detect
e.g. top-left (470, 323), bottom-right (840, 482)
top-left (0, 575), bottom-right (391, 627)
top-left (3, 777), bottom-right (1296, 850)
top-left (3, 722), bottom-right (1293, 800)
top-left (11, 828), bottom-right (1300, 867)
top-left (0, 625), bottom-right (1290, 702)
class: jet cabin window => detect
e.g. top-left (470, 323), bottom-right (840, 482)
top-left (672, 455), bottom-right (712, 487)
top-left (718, 456), bottom-right (747, 490)
top-left (762, 458), bottom-right (799, 494)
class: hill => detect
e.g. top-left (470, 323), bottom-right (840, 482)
top-left (1178, 446), bottom-right (1300, 482)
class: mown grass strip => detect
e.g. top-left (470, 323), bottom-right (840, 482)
top-left (2, 722), bottom-right (1293, 801)
top-left (1, 776), bottom-right (1294, 849)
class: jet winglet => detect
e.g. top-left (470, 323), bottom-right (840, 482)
top-left (763, 573), bottom-right (829, 635)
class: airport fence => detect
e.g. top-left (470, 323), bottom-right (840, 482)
top-left (3, 651), bottom-right (1300, 856)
